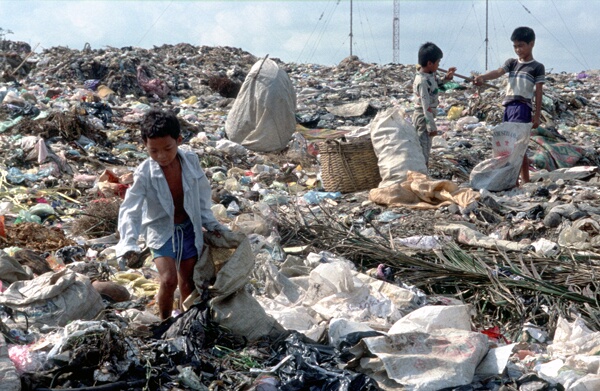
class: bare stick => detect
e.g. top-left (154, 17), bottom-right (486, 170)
top-left (9, 43), bottom-right (40, 76)
top-left (439, 67), bottom-right (499, 90)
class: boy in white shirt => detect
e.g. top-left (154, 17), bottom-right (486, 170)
top-left (116, 109), bottom-right (225, 319)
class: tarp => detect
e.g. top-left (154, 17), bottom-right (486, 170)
top-left (326, 101), bottom-right (375, 117)
top-left (530, 127), bottom-right (585, 171)
top-left (369, 171), bottom-right (479, 209)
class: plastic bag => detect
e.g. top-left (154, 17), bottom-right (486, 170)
top-left (470, 122), bottom-right (531, 191)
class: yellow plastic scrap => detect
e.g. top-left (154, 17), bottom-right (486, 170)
top-left (97, 85), bottom-right (115, 99)
top-left (112, 272), bottom-right (159, 297)
top-left (447, 106), bottom-right (464, 121)
top-left (182, 96), bottom-right (198, 105)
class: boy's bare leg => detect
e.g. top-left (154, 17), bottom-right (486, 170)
top-left (154, 256), bottom-right (178, 320)
top-left (520, 154), bottom-right (530, 184)
top-left (177, 257), bottom-right (197, 309)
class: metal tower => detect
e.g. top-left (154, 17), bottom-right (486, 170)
top-left (393, 0), bottom-right (400, 63)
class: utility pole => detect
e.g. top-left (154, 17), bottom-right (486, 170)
top-left (393, 0), bottom-right (399, 63)
top-left (350, 0), bottom-right (353, 57)
top-left (485, 0), bottom-right (489, 70)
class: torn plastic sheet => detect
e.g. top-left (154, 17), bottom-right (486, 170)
top-left (436, 223), bottom-right (533, 252)
top-left (394, 235), bottom-right (446, 251)
top-left (475, 343), bottom-right (517, 377)
top-left (353, 329), bottom-right (489, 391)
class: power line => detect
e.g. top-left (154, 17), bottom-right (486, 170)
top-left (136, 1), bottom-right (173, 47)
top-left (306, 0), bottom-right (341, 64)
top-left (549, 0), bottom-right (590, 70)
top-left (445, 1), bottom-right (476, 66)
top-left (296, 11), bottom-right (325, 62)
top-left (517, 0), bottom-right (588, 70)
top-left (356, 1), bottom-right (382, 63)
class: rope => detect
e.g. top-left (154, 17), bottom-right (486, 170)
top-left (306, 0), bottom-right (341, 64)
top-left (297, 11), bottom-right (325, 63)
top-left (549, 0), bottom-right (590, 70)
top-left (173, 224), bottom-right (185, 272)
top-left (135, 0), bottom-right (173, 47)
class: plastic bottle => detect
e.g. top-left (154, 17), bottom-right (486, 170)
top-left (266, 229), bottom-right (285, 262)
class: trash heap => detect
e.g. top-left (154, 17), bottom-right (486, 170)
top-left (0, 41), bottom-right (600, 390)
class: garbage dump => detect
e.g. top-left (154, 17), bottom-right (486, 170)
top-left (0, 40), bottom-right (600, 390)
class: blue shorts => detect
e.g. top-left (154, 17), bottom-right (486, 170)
top-left (503, 102), bottom-right (532, 123)
top-left (150, 219), bottom-right (198, 262)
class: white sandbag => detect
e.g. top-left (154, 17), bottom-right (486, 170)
top-left (225, 58), bottom-right (297, 152)
top-left (370, 107), bottom-right (428, 188)
top-left (470, 122), bottom-right (532, 191)
top-left (357, 329), bottom-right (489, 391)
top-left (0, 269), bottom-right (104, 328)
top-left (193, 230), bottom-right (284, 341)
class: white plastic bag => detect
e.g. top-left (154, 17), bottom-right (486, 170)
top-left (470, 122), bottom-right (532, 191)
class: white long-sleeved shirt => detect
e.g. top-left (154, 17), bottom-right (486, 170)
top-left (115, 148), bottom-right (221, 258)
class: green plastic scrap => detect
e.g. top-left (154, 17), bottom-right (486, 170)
top-left (0, 117), bottom-right (23, 133)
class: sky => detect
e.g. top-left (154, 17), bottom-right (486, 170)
top-left (0, 1), bottom-right (595, 74)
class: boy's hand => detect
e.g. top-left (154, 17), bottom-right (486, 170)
top-left (123, 250), bottom-right (144, 269)
top-left (532, 118), bottom-right (540, 129)
top-left (445, 67), bottom-right (457, 80)
top-left (473, 75), bottom-right (484, 86)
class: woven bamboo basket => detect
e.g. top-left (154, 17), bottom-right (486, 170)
top-left (319, 137), bottom-right (381, 193)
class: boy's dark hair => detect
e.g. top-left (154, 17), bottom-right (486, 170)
top-left (511, 27), bottom-right (535, 43)
top-left (418, 42), bottom-right (443, 68)
top-left (141, 109), bottom-right (180, 142)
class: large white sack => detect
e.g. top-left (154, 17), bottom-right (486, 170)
top-left (225, 58), bottom-right (297, 152)
top-left (0, 269), bottom-right (104, 328)
top-left (357, 329), bottom-right (489, 391)
top-left (370, 107), bottom-right (428, 188)
top-left (470, 122), bottom-right (531, 191)
top-left (192, 230), bottom-right (284, 341)
top-left (387, 304), bottom-right (472, 334)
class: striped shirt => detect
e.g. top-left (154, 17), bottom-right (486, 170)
top-left (501, 58), bottom-right (545, 108)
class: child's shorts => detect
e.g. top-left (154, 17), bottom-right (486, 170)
top-left (151, 219), bottom-right (198, 262)
top-left (503, 102), bottom-right (532, 123)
